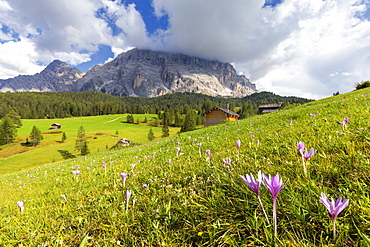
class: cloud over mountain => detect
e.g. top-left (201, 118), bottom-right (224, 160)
top-left (0, 0), bottom-right (370, 99)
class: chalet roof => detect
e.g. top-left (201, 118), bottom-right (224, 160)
top-left (258, 103), bottom-right (282, 109)
top-left (203, 106), bottom-right (239, 116)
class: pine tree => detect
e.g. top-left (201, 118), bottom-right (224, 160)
top-left (29, 126), bottom-right (43, 146)
top-left (148, 128), bottom-right (155, 141)
top-left (61, 131), bottom-right (67, 143)
top-left (162, 124), bottom-right (170, 138)
top-left (0, 116), bottom-right (17, 145)
top-left (75, 126), bottom-right (89, 156)
top-left (5, 110), bottom-right (22, 127)
top-left (181, 110), bottom-right (196, 132)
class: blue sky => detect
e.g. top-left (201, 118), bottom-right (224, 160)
top-left (0, 0), bottom-right (370, 99)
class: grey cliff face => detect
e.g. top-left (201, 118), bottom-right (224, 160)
top-left (0, 49), bottom-right (257, 97)
top-left (76, 49), bottom-right (257, 97)
top-left (0, 60), bottom-right (85, 93)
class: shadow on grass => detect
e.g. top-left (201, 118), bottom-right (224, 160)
top-left (57, 150), bottom-right (76, 159)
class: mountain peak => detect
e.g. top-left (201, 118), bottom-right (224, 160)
top-left (78, 49), bottom-right (257, 97)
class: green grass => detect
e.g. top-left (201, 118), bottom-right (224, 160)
top-left (0, 114), bottom-right (180, 174)
top-left (0, 89), bottom-right (369, 246)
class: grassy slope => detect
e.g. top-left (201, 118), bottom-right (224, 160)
top-left (0, 114), bottom-right (180, 174)
top-left (0, 89), bottom-right (369, 246)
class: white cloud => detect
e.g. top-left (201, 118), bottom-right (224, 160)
top-left (0, 39), bottom-right (45, 78)
top-left (151, 0), bottom-right (370, 99)
top-left (0, 0), bottom-right (140, 78)
top-left (0, 0), bottom-right (370, 99)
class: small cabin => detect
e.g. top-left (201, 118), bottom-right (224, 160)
top-left (49, 123), bottom-right (62, 130)
top-left (258, 103), bottom-right (282, 114)
top-left (203, 107), bottom-right (239, 127)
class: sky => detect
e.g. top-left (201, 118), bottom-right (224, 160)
top-left (1, 0), bottom-right (370, 99)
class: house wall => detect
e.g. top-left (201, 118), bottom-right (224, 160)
top-left (204, 109), bottom-right (226, 127)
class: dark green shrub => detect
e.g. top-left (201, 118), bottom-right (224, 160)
top-left (355, 80), bottom-right (370, 90)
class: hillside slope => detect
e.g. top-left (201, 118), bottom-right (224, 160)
top-left (0, 88), bottom-right (369, 245)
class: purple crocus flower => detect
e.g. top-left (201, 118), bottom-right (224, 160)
top-left (263, 173), bottom-right (283, 198)
top-left (72, 170), bottom-right (80, 176)
top-left (175, 147), bottom-right (180, 153)
top-left (302, 148), bottom-right (317, 161)
top-left (343, 117), bottom-right (349, 124)
top-left (222, 158), bottom-right (231, 166)
top-left (205, 149), bottom-right (211, 157)
top-left (236, 140), bottom-right (241, 149)
top-left (320, 192), bottom-right (349, 238)
top-left (240, 171), bottom-right (269, 223)
top-left (297, 142), bottom-right (305, 155)
top-left (240, 171), bottom-right (263, 197)
top-left (125, 190), bottom-right (132, 213)
top-left (263, 173), bottom-right (284, 236)
top-left (168, 159), bottom-right (172, 164)
top-left (198, 143), bottom-right (202, 147)
top-left (310, 114), bottom-right (316, 117)
top-left (120, 172), bottom-right (127, 187)
top-left (17, 201), bottom-right (24, 214)
top-left (102, 163), bottom-right (106, 170)
top-left (126, 190), bottom-right (131, 202)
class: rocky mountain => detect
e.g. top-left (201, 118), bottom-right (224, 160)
top-left (76, 49), bottom-right (256, 97)
top-left (0, 60), bottom-right (84, 93)
top-left (0, 49), bottom-right (257, 97)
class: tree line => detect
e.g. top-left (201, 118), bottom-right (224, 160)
top-left (0, 91), bottom-right (311, 120)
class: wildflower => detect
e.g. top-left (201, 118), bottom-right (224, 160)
top-left (263, 173), bottom-right (284, 237)
top-left (198, 143), bottom-right (202, 157)
top-left (17, 201), bottom-right (24, 214)
top-left (320, 193), bottom-right (349, 239)
top-left (61, 194), bottom-right (67, 201)
top-left (310, 114), bottom-right (316, 117)
top-left (240, 171), bottom-right (270, 223)
top-left (120, 172), bottom-right (127, 187)
top-left (297, 142), bottom-right (305, 154)
top-left (344, 117), bottom-right (349, 124)
top-left (72, 170), bottom-right (80, 176)
top-left (126, 190), bottom-right (132, 213)
top-left (222, 158), bottom-right (231, 166)
top-left (168, 159), bottom-right (172, 164)
top-left (302, 148), bottom-right (317, 161)
top-left (289, 120), bottom-right (293, 125)
top-left (205, 150), bottom-right (211, 157)
top-left (236, 140), bottom-right (241, 149)
top-left (297, 142), bottom-right (317, 176)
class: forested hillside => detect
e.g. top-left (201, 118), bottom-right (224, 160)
top-left (0, 91), bottom-right (311, 119)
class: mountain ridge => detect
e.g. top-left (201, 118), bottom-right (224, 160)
top-left (0, 49), bottom-right (257, 97)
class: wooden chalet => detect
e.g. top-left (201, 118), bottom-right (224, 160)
top-left (258, 103), bottom-right (282, 114)
top-left (49, 123), bottom-right (62, 130)
top-left (203, 107), bottom-right (239, 127)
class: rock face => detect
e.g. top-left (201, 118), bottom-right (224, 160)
top-left (0, 49), bottom-right (257, 97)
top-left (0, 60), bottom-right (84, 92)
top-left (76, 49), bottom-right (257, 97)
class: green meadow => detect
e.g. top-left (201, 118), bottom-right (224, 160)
top-left (0, 88), bottom-right (369, 246)
top-left (0, 114), bottom-right (180, 174)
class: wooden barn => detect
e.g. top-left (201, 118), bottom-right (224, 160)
top-left (203, 107), bottom-right (239, 127)
top-left (49, 123), bottom-right (62, 130)
top-left (258, 103), bottom-right (282, 114)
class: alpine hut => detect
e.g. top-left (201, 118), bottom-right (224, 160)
top-left (203, 107), bottom-right (239, 127)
